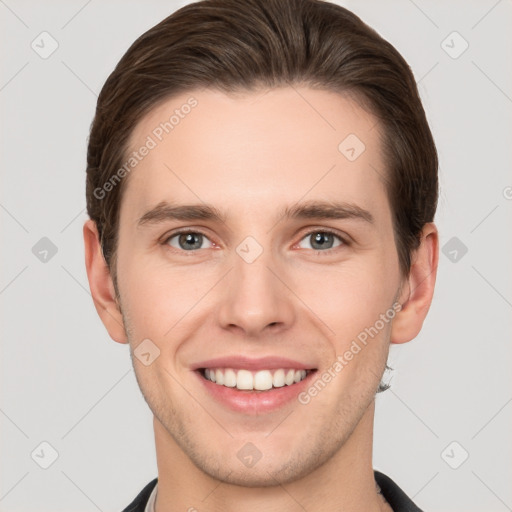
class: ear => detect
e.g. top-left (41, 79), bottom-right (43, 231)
top-left (391, 223), bottom-right (439, 344)
top-left (83, 219), bottom-right (128, 344)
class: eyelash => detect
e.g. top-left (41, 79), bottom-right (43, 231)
top-left (161, 228), bottom-right (349, 256)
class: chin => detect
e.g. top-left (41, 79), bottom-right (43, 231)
top-left (192, 454), bottom-right (313, 488)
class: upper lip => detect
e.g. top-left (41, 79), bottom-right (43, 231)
top-left (191, 356), bottom-right (316, 371)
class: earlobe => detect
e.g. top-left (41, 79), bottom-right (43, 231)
top-left (83, 219), bottom-right (128, 344)
top-left (390, 223), bottom-right (439, 344)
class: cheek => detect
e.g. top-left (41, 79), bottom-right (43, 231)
top-left (117, 250), bottom-right (219, 338)
top-left (291, 254), bottom-right (399, 338)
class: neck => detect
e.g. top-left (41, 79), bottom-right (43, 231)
top-left (153, 400), bottom-right (391, 512)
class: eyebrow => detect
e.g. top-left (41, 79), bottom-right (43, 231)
top-left (136, 199), bottom-right (374, 227)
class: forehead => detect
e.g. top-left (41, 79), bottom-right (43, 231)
top-left (120, 86), bottom-right (389, 226)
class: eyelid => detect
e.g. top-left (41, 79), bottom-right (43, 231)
top-left (294, 226), bottom-right (351, 246)
top-left (161, 227), bottom-right (215, 247)
top-left (292, 229), bottom-right (350, 257)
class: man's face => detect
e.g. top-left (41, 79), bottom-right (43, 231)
top-left (115, 86), bottom-right (404, 485)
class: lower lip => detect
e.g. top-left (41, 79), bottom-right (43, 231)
top-left (195, 370), bottom-right (316, 414)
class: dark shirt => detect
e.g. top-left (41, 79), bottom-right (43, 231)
top-left (122, 470), bottom-right (423, 512)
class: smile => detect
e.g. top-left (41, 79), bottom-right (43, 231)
top-left (192, 356), bottom-right (317, 413)
top-left (201, 368), bottom-right (311, 391)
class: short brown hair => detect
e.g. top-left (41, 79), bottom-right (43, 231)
top-left (86, 0), bottom-right (438, 287)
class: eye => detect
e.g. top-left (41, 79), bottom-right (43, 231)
top-left (162, 228), bottom-right (347, 254)
top-left (165, 230), bottom-right (213, 251)
top-left (297, 230), bottom-right (345, 251)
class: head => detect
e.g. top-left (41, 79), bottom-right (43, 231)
top-left (84, 0), bottom-right (438, 487)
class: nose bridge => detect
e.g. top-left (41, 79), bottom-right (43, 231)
top-left (217, 237), bottom-right (295, 336)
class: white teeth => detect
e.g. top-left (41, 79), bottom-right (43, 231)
top-left (202, 367), bottom-right (310, 390)
top-left (254, 370), bottom-right (273, 391)
top-left (285, 369), bottom-right (295, 386)
top-left (223, 368), bottom-right (237, 387)
top-left (273, 369), bottom-right (285, 388)
top-left (236, 369), bottom-right (253, 390)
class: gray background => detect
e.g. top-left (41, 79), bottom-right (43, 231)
top-left (1, 0), bottom-right (511, 510)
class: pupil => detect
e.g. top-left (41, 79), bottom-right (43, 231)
top-left (180, 233), bottom-right (202, 250)
top-left (312, 232), bottom-right (332, 250)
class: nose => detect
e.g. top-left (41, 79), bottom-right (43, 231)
top-left (216, 248), bottom-right (296, 338)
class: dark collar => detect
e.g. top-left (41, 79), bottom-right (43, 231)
top-left (374, 470), bottom-right (424, 512)
top-left (122, 471), bottom-right (423, 512)
top-left (121, 477), bottom-right (157, 512)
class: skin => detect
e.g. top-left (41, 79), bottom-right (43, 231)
top-left (84, 86), bottom-right (438, 512)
